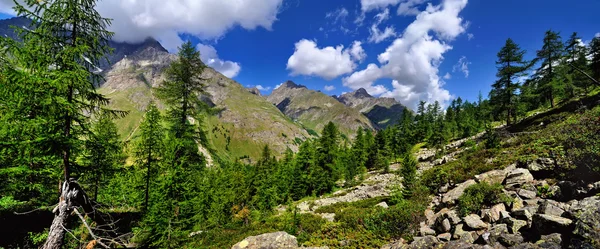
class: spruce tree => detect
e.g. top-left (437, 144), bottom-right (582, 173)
top-left (535, 30), bottom-right (564, 107)
top-left (400, 153), bottom-right (417, 198)
top-left (490, 38), bottom-right (531, 125)
top-left (590, 37), bottom-right (600, 82)
top-left (133, 103), bottom-right (164, 211)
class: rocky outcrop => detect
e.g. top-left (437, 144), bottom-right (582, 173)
top-left (231, 232), bottom-right (328, 249)
top-left (335, 88), bottom-right (407, 129)
top-left (442, 180), bottom-right (476, 206)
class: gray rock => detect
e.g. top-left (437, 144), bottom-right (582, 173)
top-left (568, 196), bottom-right (600, 248)
top-left (504, 168), bottom-right (534, 189)
top-left (511, 209), bottom-right (532, 223)
top-left (380, 240), bottom-right (408, 249)
top-left (376, 202), bottom-right (389, 209)
top-left (443, 180), bottom-right (477, 205)
top-left (524, 198), bottom-right (540, 207)
top-left (444, 241), bottom-right (484, 249)
top-left (510, 196), bottom-right (524, 211)
top-left (453, 224), bottom-right (472, 241)
top-left (409, 236), bottom-right (440, 249)
top-left (537, 199), bottom-right (565, 217)
top-left (526, 158), bottom-right (555, 174)
top-left (534, 233), bottom-right (562, 249)
top-left (419, 222), bottom-right (436, 236)
top-left (446, 210), bottom-right (462, 225)
top-left (479, 224), bottom-right (508, 246)
top-left (317, 213), bottom-right (335, 222)
top-left (475, 169), bottom-right (508, 185)
top-left (532, 214), bottom-right (573, 235)
top-left (437, 233), bottom-right (452, 242)
top-left (498, 233), bottom-right (524, 247)
top-left (499, 210), bottom-right (511, 220)
top-left (425, 209), bottom-right (436, 226)
top-left (441, 218), bottom-right (452, 233)
top-left (231, 231), bottom-right (298, 249)
top-left (503, 218), bottom-right (527, 234)
top-left (464, 214), bottom-right (489, 230)
top-left (483, 203), bottom-right (506, 223)
top-left (517, 189), bottom-right (537, 199)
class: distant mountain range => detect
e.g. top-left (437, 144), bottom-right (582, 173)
top-left (0, 16), bottom-right (408, 160)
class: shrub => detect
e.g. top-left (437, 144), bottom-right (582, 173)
top-left (484, 126), bottom-right (501, 149)
top-left (457, 182), bottom-right (512, 217)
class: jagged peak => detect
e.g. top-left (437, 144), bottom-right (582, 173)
top-left (281, 80), bottom-right (307, 89)
top-left (353, 88), bottom-right (372, 99)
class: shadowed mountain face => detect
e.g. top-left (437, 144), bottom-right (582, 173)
top-left (267, 81), bottom-right (375, 137)
top-left (335, 88), bottom-right (407, 129)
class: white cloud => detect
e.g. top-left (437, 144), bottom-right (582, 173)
top-left (324, 85), bottom-right (336, 91)
top-left (197, 44), bottom-right (241, 78)
top-left (368, 8), bottom-right (397, 43)
top-left (274, 82), bottom-right (284, 89)
top-left (286, 39), bottom-right (363, 80)
top-left (350, 41), bottom-right (367, 62)
top-left (0, 0), bottom-right (283, 52)
top-left (596, 33), bottom-right (600, 38)
top-left (255, 85), bottom-right (272, 91)
top-left (343, 0), bottom-right (469, 109)
top-left (467, 33), bottom-right (474, 40)
top-left (453, 56), bottom-right (470, 78)
top-left (397, 0), bottom-right (429, 15)
top-left (360, 0), bottom-right (402, 12)
top-left (325, 7), bottom-right (349, 23)
top-left (443, 72), bottom-right (451, 80)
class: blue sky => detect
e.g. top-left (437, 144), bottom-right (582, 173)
top-left (1, 0), bottom-right (599, 109)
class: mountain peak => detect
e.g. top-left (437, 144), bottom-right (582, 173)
top-left (353, 88), bottom-right (372, 99)
top-left (282, 80), bottom-right (307, 89)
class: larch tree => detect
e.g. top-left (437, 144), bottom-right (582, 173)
top-left (535, 30), bottom-right (564, 107)
top-left (490, 38), bottom-right (531, 125)
top-left (133, 102), bottom-right (164, 211)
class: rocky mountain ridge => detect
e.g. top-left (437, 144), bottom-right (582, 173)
top-left (267, 81), bottom-right (375, 137)
top-left (335, 88), bottom-right (407, 129)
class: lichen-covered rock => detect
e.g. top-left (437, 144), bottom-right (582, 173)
top-left (442, 180), bottom-right (477, 205)
top-left (446, 210), bottom-right (462, 225)
top-left (475, 169), bottom-right (508, 185)
top-left (408, 236), bottom-right (440, 249)
top-left (463, 214), bottom-right (489, 230)
top-left (517, 189), bottom-right (537, 199)
top-left (231, 232), bottom-right (298, 249)
top-left (504, 218), bottom-right (527, 234)
top-left (537, 199), bottom-right (566, 217)
top-left (376, 202), bottom-right (389, 209)
top-left (478, 224), bottom-right (508, 246)
top-left (568, 196), bottom-right (600, 248)
top-left (532, 214), bottom-right (573, 235)
top-left (483, 203), bottom-right (506, 223)
top-left (498, 233), bottom-right (524, 247)
top-left (504, 168), bottom-right (534, 189)
top-left (511, 209), bottom-right (533, 224)
top-left (419, 222), bottom-right (436, 236)
top-left (443, 240), bottom-right (485, 249)
top-left (534, 233), bottom-right (562, 249)
top-left (437, 233), bottom-right (452, 242)
top-left (510, 196), bottom-right (524, 211)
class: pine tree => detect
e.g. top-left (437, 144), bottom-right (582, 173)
top-left (490, 38), bottom-right (531, 125)
top-left (535, 30), bottom-right (564, 107)
top-left (590, 37), bottom-right (600, 82)
top-left (400, 153), bottom-right (417, 198)
top-left (134, 103), bottom-right (164, 211)
top-left (81, 113), bottom-right (125, 202)
top-left (315, 122), bottom-right (340, 192)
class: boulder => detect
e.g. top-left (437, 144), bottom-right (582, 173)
top-left (475, 169), bottom-right (508, 185)
top-left (437, 233), bottom-right (452, 242)
top-left (425, 209), bottom-right (436, 226)
top-left (408, 236), bottom-right (440, 249)
top-left (419, 222), bottom-right (436, 236)
top-left (552, 181), bottom-right (578, 202)
top-left (231, 231), bottom-right (298, 249)
top-left (463, 214), bottom-right (489, 230)
top-left (498, 234), bottom-right (524, 247)
top-left (525, 158), bottom-right (556, 179)
top-left (532, 214), bottom-right (573, 235)
top-left (510, 196), bottom-right (524, 211)
top-left (511, 209), bottom-right (533, 224)
top-left (499, 210), bottom-right (511, 220)
top-left (534, 233), bottom-right (562, 249)
top-left (453, 224), bottom-right (473, 242)
top-left (504, 168), bottom-right (534, 189)
top-left (478, 224), bottom-right (508, 246)
top-left (440, 218), bottom-right (452, 233)
top-left (537, 200), bottom-right (565, 217)
top-left (568, 196), bottom-right (600, 248)
top-left (317, 213), bottom-right (335, 222)
top-left (503, 218), bottom-right (527, 234)
top-left (442, 180), bottom-right (477, 205)
top-left (376, 202), bottom-right (389, 209)
top-left (443, 241), bottom-right (485, 249)
top-left (517, 189), bottom-right (537, 199)
top-left (446, 210), bottom-right (462, 225)
top-left (523, 198), bottom-right (540, 207)
top-left (483, 203), bottom-right (506, 223)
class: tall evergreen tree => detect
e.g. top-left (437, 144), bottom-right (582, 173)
top-left (134, 103), bottom-right (164, 211)
top-left (590, 37), bottom-right (600, 82)
top-left (400, 153), bottom-right (417, 198)
top-left (81, 113), bottom-right (125, 202)
top-left (490, 38), bottom-right (531, 125)
top-left (535, 30), bottom-right (564, 107)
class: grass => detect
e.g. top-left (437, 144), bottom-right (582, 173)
top-left (313, 197), bottom-right (389, 214)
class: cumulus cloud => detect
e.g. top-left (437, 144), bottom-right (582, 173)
top-left (368, 8), bottom-right (397, 43)
top-left (197, 44), bottom-right (241, 78)
top-left (453, 56), bottom-right (470, 78)
top-left (443, 72), bottom-right (451, 80)
top-left (256, 85), bottom-right (272, 91)
top-left (360, 0), bottom-right (402, 12)
top-left (467, 33), bottom-right (474, 40)
top-left (286, 39), bottom-right (364, 80)
top-left (596, 33), bottom-right (600, 38)
top-left (324, 85), bottom-right (336, 91)
top-left (350, 41), bottom-right (367, 62)
top-left (343, 0), bottom-right (469, 109)
top-left (360, 0), bottom-right (429, 14)
top-left (0, 0), bottom-right (283, 51)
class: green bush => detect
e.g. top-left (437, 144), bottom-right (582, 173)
top-left (484, 126), bottom-right (501, 149)
top-left (457, 182), bottom-right (512, 217)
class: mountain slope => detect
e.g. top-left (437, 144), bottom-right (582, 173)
top-left (267, 81), bottom-right (375, 137)
top-left (99, 43), bottom-right (309, 162)
top-left (335, 88), bottom-right (407, 128)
